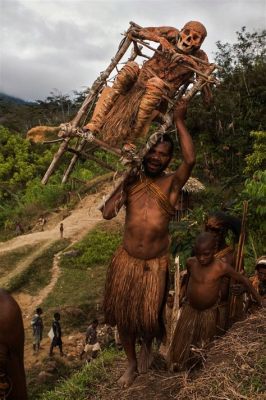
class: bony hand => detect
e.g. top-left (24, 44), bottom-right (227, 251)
top-left (230, 284), bottom-right (246, 296)
top-left (174, 100), bottom-right (188, 121)
top-left (159, 38), bottom-right (176, 57)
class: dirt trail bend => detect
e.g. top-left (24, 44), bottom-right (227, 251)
top-left (0, 239), bottom-right (53, 288)
top-left (0, 188), bottom-right (108, 254)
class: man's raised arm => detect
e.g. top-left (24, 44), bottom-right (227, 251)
top-left (170, 101), bottom-right (195, 198)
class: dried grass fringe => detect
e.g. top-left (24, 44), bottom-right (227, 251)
top-left (101, 84), bottom-right (145, 145)
top-left (104, 246), bottom-right (168, 336)
top-left (169, 303), bottom-right (218, 369)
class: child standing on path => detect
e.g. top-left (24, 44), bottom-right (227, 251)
top-left (49, 313), bottom-right (64, 357)
top-left (31, 307), bottom-right (43, 353)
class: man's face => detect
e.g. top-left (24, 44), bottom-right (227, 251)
top-left (257, 266), bottom-right (266, 283)
top-left (195, 242), bottom-right (215, 266)
top-left (143, 142), bottom-right (172, 177)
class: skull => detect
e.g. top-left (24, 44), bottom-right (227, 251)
top-left (177, 21), bottom-right (207, 54)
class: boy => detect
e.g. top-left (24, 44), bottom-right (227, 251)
top-left (168, 232), bottom-right (261, 370)
top-left (80, 319), bottom-right (100, 361)
top-left (31, 307), bottom-right (43, 353)
top-left (49, 313), bottom-right (63, 357)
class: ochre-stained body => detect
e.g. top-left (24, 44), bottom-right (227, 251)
top-left (85, 22), bottom-right (211, 144)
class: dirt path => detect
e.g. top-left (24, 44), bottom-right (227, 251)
top-left (0, 239), bottom-right (52, 288)
top-left (0, 183), bottom-right (124, 369)
top-left (0, 183), bottom-right (117, 289)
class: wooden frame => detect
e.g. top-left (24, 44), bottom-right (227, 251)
top-left (40, 21), bottom-right (219, 186)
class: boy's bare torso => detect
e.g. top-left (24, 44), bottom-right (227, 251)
top-left (186, 257), bottom-right (226, 310)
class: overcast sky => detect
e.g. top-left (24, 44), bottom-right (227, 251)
top-left (1, 0), bottom-right (265, 101)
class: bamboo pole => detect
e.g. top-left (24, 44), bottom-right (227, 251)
top-left (229, 200), bottom-right (248, 318)
top-left (166, 256), bottom-right (181, 366)
top-left (62, 139), bottom-right (87, 183)
top-left (61, 39), bottom-right (141, 184)
top-left (171, 256), bottom-right (180, 339)
top-left (66, 147), bottom-right (117, 172)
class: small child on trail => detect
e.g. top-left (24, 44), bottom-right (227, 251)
top-left (80, 319), bottom-right (100, 361)
top-left (49, 313), bottom-right (64, 357)
top-left (31, 307), bottom-right (43, 353)
top-left (168, 232), bottom-right (262, 370)
top-left (60, 223), bottom-right (64, 239)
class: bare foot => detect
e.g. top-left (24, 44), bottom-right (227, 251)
top-left (138, 342), bottom-right (153, 374)
top-left (117, 365), bottom-right (138, 388)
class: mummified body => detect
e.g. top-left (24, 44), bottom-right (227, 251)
top-left (85, 21), bottom-right (212, 145)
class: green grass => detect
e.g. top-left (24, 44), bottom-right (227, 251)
top-left (239, 356), bottom-right (266, 395)
top-left (40, 348), bottom-right (121, 400)
top-left (6, 239), bottom-right (70, 293)
top-left (27, 356), bottom-right (76, 400)
top-left (0, 244), bottom-right (36, 278)
top-left (62, 222), bottom-right (123, 269)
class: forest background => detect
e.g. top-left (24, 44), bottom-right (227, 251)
top-left (0, 27), bottom-right (265, 270)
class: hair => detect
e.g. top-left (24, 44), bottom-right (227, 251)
top-left (207, 211), bottom-right (241, 241)
top-left (36, 307), bottom-right (43, 314)
top-left (54, 312), bottom-right (60, 319)
top-left (195, 232), bottom-right (216, 249)
top-left (155, 133), bottom-right (174, 157)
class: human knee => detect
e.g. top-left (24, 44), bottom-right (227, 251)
top-left (146, 77), bottom-right (167, 95)
top-left (114, 61), bottom-right (139, 93)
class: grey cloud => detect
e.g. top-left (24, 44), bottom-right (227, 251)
top-left (1, 0), bottom-right (265, 101)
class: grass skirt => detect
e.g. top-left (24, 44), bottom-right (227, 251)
top-left (168, 302), bottom-right (218, 369)
top-left (104, 246), bottom-right (169, 337)
top-left (101, 84), bottom-right (145, 145)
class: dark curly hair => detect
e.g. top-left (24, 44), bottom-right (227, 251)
top-left (206, 211), bottom-right (241, 242)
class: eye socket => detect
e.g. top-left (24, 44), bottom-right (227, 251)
top-left (193, 34), bottom-right (200, 41)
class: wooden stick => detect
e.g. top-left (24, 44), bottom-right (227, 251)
top-left (171, 256), bottom-right (180, 339)
top-left (42, 138), bottom-right (64, 144)
top-left (42, 138), bottom-right (70, 184)
top-left (66, 147), bottom-right (117, 172)
top-left (62, 139), bottom-right (87, 183)
top-left (166, 256), bottom-right (181, 365)
top-left (41, 26), bottom-right (133, 184)
top-left (229, 200), bottom-right (248, 318)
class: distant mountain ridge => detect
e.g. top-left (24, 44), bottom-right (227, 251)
top-left (0, 92), bottom-right (35, 105)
